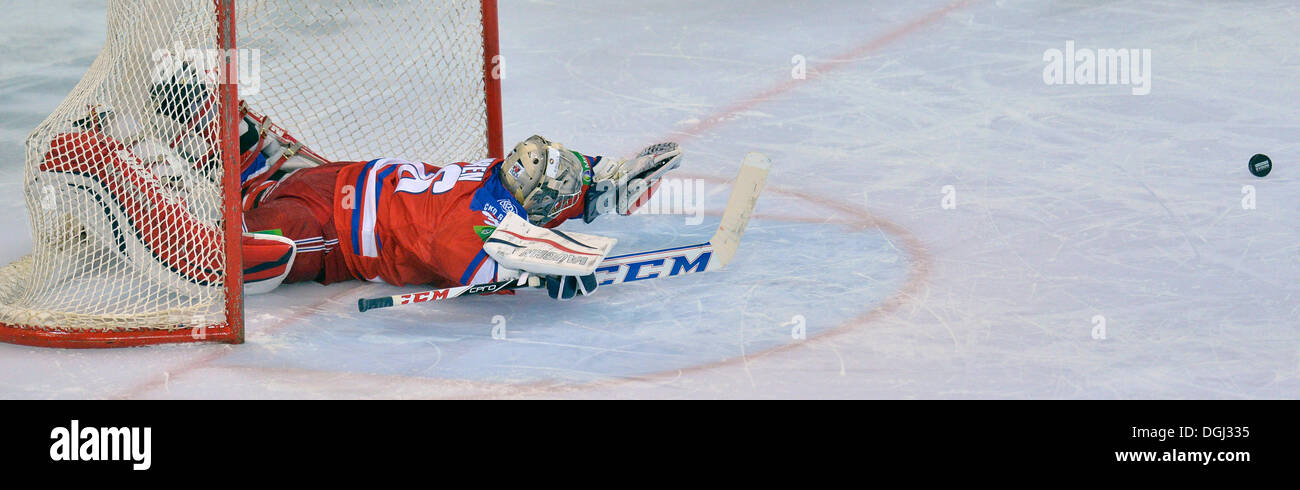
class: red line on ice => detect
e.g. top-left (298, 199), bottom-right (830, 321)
top-left (665, 0), bottom-right (975, 144)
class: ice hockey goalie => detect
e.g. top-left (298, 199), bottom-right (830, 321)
top-left (41, 96), bottom-right (682, 302)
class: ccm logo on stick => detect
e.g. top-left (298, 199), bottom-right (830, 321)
top-left (401, 290), bottom-right (449, 304)
top-left (596, 251), bottom-right (712, 285)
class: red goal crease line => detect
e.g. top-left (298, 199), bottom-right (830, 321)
top-left (664, 0), bottom-right (976, 145)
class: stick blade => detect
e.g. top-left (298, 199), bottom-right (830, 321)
top-left (710, 152), bottom-right (770, 269)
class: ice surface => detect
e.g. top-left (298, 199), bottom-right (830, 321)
top-left (0, 0), bottom-right (1297, 398)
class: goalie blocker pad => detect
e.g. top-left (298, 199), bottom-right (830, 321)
top-left (483, 214), bottom-right (616, 276)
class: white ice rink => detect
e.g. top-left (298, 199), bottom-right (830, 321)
top-left (0, 0), bottom-right (1296, 398)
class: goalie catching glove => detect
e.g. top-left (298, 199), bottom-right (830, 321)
top-left (584, 142), bottom-right (683, 222)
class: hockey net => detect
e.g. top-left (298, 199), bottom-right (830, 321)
top-left (0, 0), bottom-right (502, 347)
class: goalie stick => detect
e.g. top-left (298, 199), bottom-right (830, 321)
top-left (357, 152), bottom-right (770, 313)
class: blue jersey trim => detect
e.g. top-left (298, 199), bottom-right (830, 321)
top-left (241, 153), bottom-right (268, 184)
top-left (460, 249), bottom-right (489, 285)
top-left (349, 160), bottom-right (376, 255)
top-left (372, 165), bottom-right (398, 253)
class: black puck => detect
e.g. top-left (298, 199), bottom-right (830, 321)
top-left (1249, 154), bottom-right (1272, 178)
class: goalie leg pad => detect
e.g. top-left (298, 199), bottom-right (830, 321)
top-left (242, 232), bottom-right (296, 295)
top-left (37, 131), bottom-right (224, 296)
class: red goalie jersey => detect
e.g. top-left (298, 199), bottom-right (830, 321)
top-left (339, 157), bottom-right (539, 287)
top-left (244, 156), bottom-right (590, 289)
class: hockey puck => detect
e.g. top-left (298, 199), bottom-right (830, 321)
top-left (1249, 153), bottom-right (1272, 178)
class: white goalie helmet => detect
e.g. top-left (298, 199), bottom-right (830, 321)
top-left (499, 135), bottom-right (589, 225)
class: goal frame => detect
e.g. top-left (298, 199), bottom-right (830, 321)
top-left (0, 0), bottom-right (504, 348)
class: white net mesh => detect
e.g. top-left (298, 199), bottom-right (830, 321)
top-left (239, 0), bottom-right (492, 163)
top-left (0, 0), bottom-right (495, 340)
